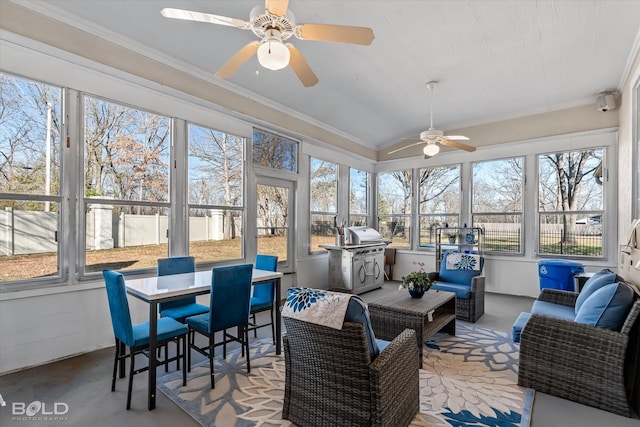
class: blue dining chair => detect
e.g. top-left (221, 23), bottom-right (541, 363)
top-left (157, 256), bottom-right (209, 323)
top-left (102, 270), bottom-right (188, 409)
top-left (249, 254), bottom-right (278, 344)
top-left (185, 263), bottom-right (253, 389)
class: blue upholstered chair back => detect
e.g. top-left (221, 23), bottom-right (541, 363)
top-left (210, 264), bottom-right (253, 331)
top-left (157, 256), bottom-right (196, 311)
top-left (439, 253), bottom-right (484, 286)
top-left (253, 254), bottom-right (278, 302)
top-left (103, 269), bottom-right (134, 347)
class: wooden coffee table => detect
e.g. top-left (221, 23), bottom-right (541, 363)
top-left (368, 289), bottom-right (456, 367)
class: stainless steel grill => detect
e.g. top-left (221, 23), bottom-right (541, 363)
top-left (322, 227), bottom-right (386, 295)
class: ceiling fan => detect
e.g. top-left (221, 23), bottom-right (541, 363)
top-left (388, 81), bottom-right (475, 158)
top-left (160, 0), bottom-right (374, 87)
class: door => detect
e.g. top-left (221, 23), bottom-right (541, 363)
top-left (256, 176), bottom-right (295, 271)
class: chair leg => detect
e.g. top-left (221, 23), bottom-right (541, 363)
top-left (118, 340), bottom-right (126, 379)
top-left (182, 335), bottom-right (187, 387)
top-left (252, 313), bottom-right (258, 338)
top-left (223, 329), bottom-right (227, 359)
top-left (126, 348), bottom-right (135, 410)
top-left (240, 325), bottom-right (245, 358)
top-left (270, 308), bottom-right (275, 345)
top-left (176, 338), bottom-right (181, 371)
top-left (187, 329), bottom-right (192, 373)
top-left (209, 335), bottom-right (215, 389)
top-left (244, 326), bottom-right (250, 373)
top-left (164, 343), bottom-right (169, 373)
top-left (111, 339), bottom-right (119, 392)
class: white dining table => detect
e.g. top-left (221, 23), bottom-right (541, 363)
top-left (123, 268), bottom-right (283, 410)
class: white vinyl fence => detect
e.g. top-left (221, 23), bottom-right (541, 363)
top-left (1, 206), bottom-right (230, 255)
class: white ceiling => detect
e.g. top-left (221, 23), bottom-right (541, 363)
top-left (18, 0), bottom-right (640, 153)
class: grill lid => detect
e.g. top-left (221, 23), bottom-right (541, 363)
top-left (346, 226), bottom-right (383, 245)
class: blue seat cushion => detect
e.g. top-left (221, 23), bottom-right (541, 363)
top-left (160, 302), bottom-right (209, 324)
top-left (185, 312), bottom-right (211, 334)
top-left (131, 317), bottom-right (188, 348)
top-left (530, 300), bottom-right (576, 321)
top-left (511, 312), bottom-right (532, 343)
top-left (250, 296), bottom-right (273, 313)
top-left (575, 282), bottom-right (634, 330)
top-left (431, 281), bottom-right (471, 299)
top-left (375, 338), bottom-right (391, 353)
top-left (575, 269), bottom-right (618, 314)
top-left (345, 297), bottom-right (381, 360)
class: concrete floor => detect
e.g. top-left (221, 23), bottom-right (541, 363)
top-left (0, 283), bottom-right (638, 426)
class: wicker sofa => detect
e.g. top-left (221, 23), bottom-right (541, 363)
top-left (282, 317), bottom-right (419, 426)
top-left (517, 286), bottom-right (640, 417)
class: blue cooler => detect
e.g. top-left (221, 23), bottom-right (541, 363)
top-left (538, 260), bottom-right (584, 291)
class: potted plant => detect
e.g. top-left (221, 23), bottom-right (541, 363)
top-left (401, 270), bottom-right (433, 299)
top-left (446, 231), bottom-right (458, 244)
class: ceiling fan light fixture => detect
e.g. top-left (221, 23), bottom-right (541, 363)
top-left (257, 31), bottom-right (290, 70)
top-left (423, 143), bottom-right (440, 157)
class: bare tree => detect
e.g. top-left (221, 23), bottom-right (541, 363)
top-left (0, 73), bottom-right (61, 206)
top-left (310, 159), bottom-right (337, 212)
top-left (473, 158), bottom-right (523, 217)
top-left (540, 150), bottom-right (601, 244)
top-left (189, 128), bottom-right (243, 239)
top-left (419, 166), bottom-right (460, 214)
top-left (84, 97), bottom-right (169, 214)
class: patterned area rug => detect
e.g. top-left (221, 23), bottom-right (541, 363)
top-left (157, 323), bottom-right (533, 427)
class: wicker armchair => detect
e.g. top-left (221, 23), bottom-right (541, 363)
top-left (518, 288), bottom-right (640, 417)
top-left (282, 317), bottom-right (419, 426)
top-left (428, 271), bottom-right (485, 323)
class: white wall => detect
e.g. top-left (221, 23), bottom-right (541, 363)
top-left (617, 44), bottom-right (640, 239)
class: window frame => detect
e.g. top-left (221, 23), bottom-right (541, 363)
top-left (78, 93), bottom-right (173, 280)
top-left (417, 164), bottom-right (461, 249)
top-left (471, 156), bottom-right (525, 255)
top-left (186, 121), bottom-right (246, 266)
top-left (377, 169), bottom-right (413, 248)
top-left (536, 146), bottom-right (606, 259)
top-left (348, 167), bottom-right (370, 227)
top-left (309, 157), bottom-right (338, 254)
top-left (0, 72), bottom-right (65, 288)
top-left (251, 127), bottom-right (300, 174)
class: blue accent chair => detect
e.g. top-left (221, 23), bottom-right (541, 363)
top-left (103, 270), bottom-right (188, 409)
top-left (157, 256), bottom-right (209, 323)
top-left (429, 252), bottom-right (485, 322)
top-left (185, 264), bottom-right (253, 389)
top-left (249, 254), bottom-right (278, 343)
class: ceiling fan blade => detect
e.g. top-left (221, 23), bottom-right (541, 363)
top-left (387, 140), bottom-right (426, 155)
top-left (160, 8), bottom-right (251, 29)
top-left (215, 41), bottom-right (260, 79)
top-left (295, 23), bottom-right (375, 45)
top-left (287, 44), bottom-right (319, 87)
top-left (265, 0), bottom-right (289, 17)
top-left (445, 135), bottom-right (470, 141)
top-left (441, 139), bottom-right (476, 152)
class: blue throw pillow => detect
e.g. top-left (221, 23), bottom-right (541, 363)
top-left (575, 269), bottom-right (618, 314)
top-left (344, 297), bottom-right (380, 359)
top-left (574, 282), bottom-right (634, 330)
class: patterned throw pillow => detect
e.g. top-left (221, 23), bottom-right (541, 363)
top-left (439, 253), bottom-right (484, 286)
